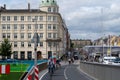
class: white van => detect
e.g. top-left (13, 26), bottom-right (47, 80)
top-left (103, 56), bottom-right (116, 64)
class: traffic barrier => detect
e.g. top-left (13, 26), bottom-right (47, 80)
top-left (80, 61), bottom-right (120, 80)
top-left (0, 64), bottom-right (10, 74)
top-left (23, 62), bottom-right (47, 80)
top-left (34, 65), bottom-right (39, 80)
top-left (27, 74), bottom-right (32, 80)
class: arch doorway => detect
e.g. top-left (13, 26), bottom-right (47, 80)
top-left (37, 51), bottom-right (42, 60)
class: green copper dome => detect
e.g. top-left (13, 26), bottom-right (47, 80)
top-left (41, 0), bottom-right (57, 6)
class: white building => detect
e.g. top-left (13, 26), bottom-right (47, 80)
top-left (0, 0), bottom-right (70, 59)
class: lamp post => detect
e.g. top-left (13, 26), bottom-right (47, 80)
top-left (56, 42), bottom-right (57, 58)
top-left (31, 18), bottom-right (40, 80)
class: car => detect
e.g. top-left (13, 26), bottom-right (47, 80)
top-left (103, 56), bottom-right (117, 64)
top-left (73, 51), bottom-right (79, 60)
top-left (74, 55), bottom-right (79, 60)
top-left (113, 58), bottom-right (120, 63)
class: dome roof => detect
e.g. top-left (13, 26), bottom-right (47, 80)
top-left (41, 0), bottom-right (58, 6)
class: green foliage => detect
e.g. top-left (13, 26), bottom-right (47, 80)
top-left (0, 38), bottom-right (12, 58)
top-left (71, 43), bottom-right (74, 48)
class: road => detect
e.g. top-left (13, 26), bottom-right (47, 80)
top-left (41, 61), bottom-right (94, 80)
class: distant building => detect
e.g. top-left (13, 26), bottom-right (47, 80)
top-left (93, 35), bottom-right (120, 46)
top-left (0, 0), bottom-right (70, 59)
top-left (71, 39), bottom-right (92, 50)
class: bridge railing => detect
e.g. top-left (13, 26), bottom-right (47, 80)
top-left (23, 62), bottom-right (47, 80)
top-left (80, 61), bottom-right (120, 80)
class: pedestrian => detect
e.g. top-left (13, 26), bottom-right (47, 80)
top-left (68, 58), bottom-right (71, 64)
top-left (56, 59), bottom-right (61, 69)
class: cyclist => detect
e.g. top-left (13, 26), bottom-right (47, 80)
top-left (48, 58), bottom-right (54, 74)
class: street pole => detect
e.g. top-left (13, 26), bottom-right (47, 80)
top-left (34, 37), bottom-right (38, 80)
top-left (56, 42), bottom-right (57, 58)
top-left (32, 18), bottom-right (39, 80)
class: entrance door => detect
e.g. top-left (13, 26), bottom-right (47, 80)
top-left (48, 51), bottom-right (52, 59)
top-left (27, 51), bottom-right (32, 60)
top-left (20, 51), bottom-right (25, 60)
top-left (13, 51), bottom-right (18, 59)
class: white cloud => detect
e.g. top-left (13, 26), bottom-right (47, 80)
top-left (1, 0), bottom-right (120, 40)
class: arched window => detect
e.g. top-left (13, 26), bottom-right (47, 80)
top-left (48, 7), bottom-right (51, 12)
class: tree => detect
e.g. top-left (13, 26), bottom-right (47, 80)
top-left (0, 39), bottom-right (12, 59)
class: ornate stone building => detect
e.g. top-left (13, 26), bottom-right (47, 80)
top-left (0, 0), bottom-right (70, 59)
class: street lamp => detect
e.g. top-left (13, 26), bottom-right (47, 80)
top-left (31, 18), bottom-right (40, 80)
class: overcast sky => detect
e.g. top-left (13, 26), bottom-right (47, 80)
top-left (1, 0), bottom-right (120, 40)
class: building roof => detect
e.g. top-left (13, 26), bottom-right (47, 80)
top-left (0, 9), bottom-right (47, 13)
top-left (41, 0), bottom-right (58, 7)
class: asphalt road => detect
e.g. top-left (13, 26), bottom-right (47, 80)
top-left (41, 61), bottom-right (94, 80)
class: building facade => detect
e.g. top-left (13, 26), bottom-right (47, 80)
top-left (72, 39), bottom-right (92, 50)
top-left (93, 35), bottom-right (120, 46)
top-left (0, 0), bottom-right (70, 59)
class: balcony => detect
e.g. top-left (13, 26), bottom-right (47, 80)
top-left (46, 38), bottom-right (61, 42)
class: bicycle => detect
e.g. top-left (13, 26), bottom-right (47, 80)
top-left (48, 63), bottom-right (54, 76)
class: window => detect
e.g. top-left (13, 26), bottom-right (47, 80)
top-left (21, 33), bottom-right (24, 39)
top-left (48, 16), bottom-right (51, 21)
top-left (28, 42), bottom-right (31, 47)
top-left (13, 51), bottom-right (18, 59)
top-left (39, 24), bottom-right (43, 29)
top-left (48, 33), bottom-right (52, 38)
top-left (14, 16), bottom-right (17, 21)
top-left (28, 24), bottom-right (31, 30)
top-left (21, 42), bottom-right (24, 47)
top-left (53, 7), bottom-right (56, 12)
top-left (14, 24), bottom-right (17, 30)
top-left (28, 33), bottom-right (31, 39)
top-left (40, 42), bottom-right (43, 47)
top-left (48, 42), bottom-right (52, 47)
top-left (20, 24), bottom-right (24, 29)
top-left (14, 33), bottom-right (17, 39)
top-left (14, 42), bottom-right (17, 47)
top-left (48, 7), bottom-right (51, 12)
top-left (7, 24), bottom-right (10, 30)
top-left (48, 24), bottom-right (51, 30)
top-left (53, 42), bottom-right (56, 47)
top-left (53, 33), bottom-right (57, 38)
top-left (53, 24), bottom-right (57, 30)
top-left (39, 16), bottom-right (43, 21)
top-left (35, 16), bottom-right (38, 21)
top-left (7, 16), bottom-right (10, 21)
top-left (2, 33), bottom-right (6, 38)
top-left (40, 33), bottom-right (43, 39)
top-left (21, 16), bottom-right (24, 21)
top-left (35, 24), bottom-right (38, 30)
top-left (2, 24), bottom-right (6, 29)
top-left (27, 16), bottom-right (31, 21)
top-left (2, 16), bottom-right (6, 21)
top-left (7, 33), bottom-right (10, 38)
top-left (53, 16), bottom-right (57, 21)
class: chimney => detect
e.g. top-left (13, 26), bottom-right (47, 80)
top-left (4, 4), bottom-right (6, 9)
top-left (28, 3), bottom-right (30, 11)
